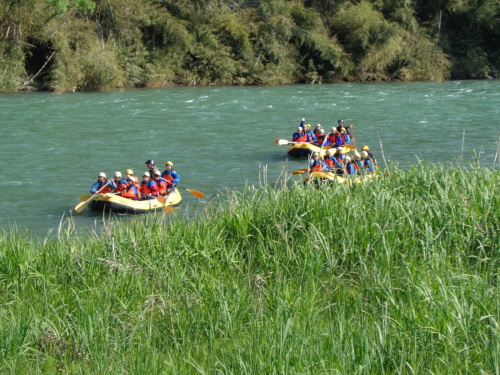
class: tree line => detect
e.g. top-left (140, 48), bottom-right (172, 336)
top-left (0, 0), bottom-right (498, 92)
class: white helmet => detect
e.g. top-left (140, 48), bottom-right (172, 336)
top-left (143, 172), bottom-right (150, 177)
top-left (98, 172), bottom-right (106, 178)
top-left (114, 171), bottom-right (122, 177)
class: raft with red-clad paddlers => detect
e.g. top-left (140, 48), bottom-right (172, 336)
top-left (74, 160), bottom-right (204, 214)
top-left (278, 117), bottom-right (380, 184)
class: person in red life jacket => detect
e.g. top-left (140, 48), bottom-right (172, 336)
top-left (309, 153), bottom-right (327, 172)
top-left (145, 159), bottom-right (161, 178)
top-left (361, 151), bottom-right (374, 172)
top-left (352, 152), bottom-right (364, 173)
top-left (292, 127), bottom-right (308, 143)
top-left (304, 124), bottom-right (317, 142)
top-left (121, 176), bottom-right (141, 200)
top-left (140, 172), bottom-right (159, 200)
top-left (333, 147), bottom-right (346, 174)
top-left (125, 169), bottom-right (139, 184)
top-left (323, 149), bottom-right (335, 171)
top-left (361, 145), bottom-right (378, 167)
top-left (152, 171), bottom-right (168, 196)
top-left (161, 161), bottom-right (180, 193)
top-left (327, 128), bottom-right (341, 147)
top-left (90, 172), bottom-right (116, 194)
top-left (313, 124), bottom-right (323, 137)
top-left (340, 128), bottom-right (351, 145)
top-left (344, 156), bottom-right (356, 175)
top-left (112, 171), bottom-right (127, 193)
top-left (313, 128), bottom-right (328, 147)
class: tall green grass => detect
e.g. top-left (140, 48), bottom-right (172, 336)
top-left (0, 164), bottom-right (498, 374)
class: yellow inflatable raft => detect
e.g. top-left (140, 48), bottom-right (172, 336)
top-left (303, 172), bottom-right (377, 185)
top-left (78, 189), bottom-right (182, 214)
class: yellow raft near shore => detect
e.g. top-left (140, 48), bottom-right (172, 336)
top-left (78, 189), bottom-right (182, 214)
top-left (302, 172), bottom-right (378, 185)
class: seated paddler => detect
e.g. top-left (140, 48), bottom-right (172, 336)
top-left (121, 176), bottom-right (141, 200)
top-left (309, 153), bottom-right (328, 172)
top-left (161, 161), bottom-right (180, 193)
top-left (90, 172), bottom-right (116, 194)
top-left (152, 171), bottom-right (167, 196)
top-left (139, 172), bottom-right (159, 200)
top-left (112, 171), bottom-right (127, 193)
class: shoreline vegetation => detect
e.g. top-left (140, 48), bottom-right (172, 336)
top-left (0, 164), bottom-right (498, 373)
top-left (1, 0), bottom-right (498, 93)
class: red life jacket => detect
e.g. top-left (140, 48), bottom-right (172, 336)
top-left (121, 184), bottom-right (140, 200)
top-left (310, 161), bottom-right (323, 172)
top-left (99, 185), bottom-right (112, 194)
top-left (140, 180), bottom-right (159, 196)
top-left (155, 180), bottom-right (167, 195)
top-left (114, 181), bottom-right (127, 192)
top-left (335, 155), bottom-right (344, 164)
top-left (328, 134), bottom-right (336, 144)
top-left (316, 135), bottom-right (326, 144)
top-left (162, 174), bottom-right (174, 186)
top-left (324, 157), bottom-right (334, 167)
top-left (296, 134), bottom-right (308, 142)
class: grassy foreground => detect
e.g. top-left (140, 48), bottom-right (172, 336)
top-left (0, 165), bottom-right (498, 374)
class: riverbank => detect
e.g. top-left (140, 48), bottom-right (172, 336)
top-left (2, 0), bottom-right (499, 92)
top-left (1, 164), bottom-right (498, 373)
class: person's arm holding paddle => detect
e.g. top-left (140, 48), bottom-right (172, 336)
top-left (90, 172), bottom-right (115, 194)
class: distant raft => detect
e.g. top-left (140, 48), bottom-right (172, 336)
top-left (78, 189), bottom-right (182, 214)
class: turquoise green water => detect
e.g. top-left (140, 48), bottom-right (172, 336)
top-left (1, 81), bottom-right (499, 236)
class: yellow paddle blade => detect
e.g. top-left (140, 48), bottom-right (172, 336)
top-left (343, 144), bottom-right (355, 150)
top-left (187, 189), bottom-right (205, 199)
top-left (74, 201), bottom-right (88, 213)
top-left (156, 196), bottom-right (167, 203)
top-left (164, 205), bottom-right (174, 213)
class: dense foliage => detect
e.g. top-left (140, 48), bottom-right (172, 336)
top-left (0, 165), bottom-right (498, 373)
top-left (0, 0), bottom-right (498, 91)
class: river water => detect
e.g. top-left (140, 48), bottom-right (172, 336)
top-left (1, 81), bottom-right (499, 237)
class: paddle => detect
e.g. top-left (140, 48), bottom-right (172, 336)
top-left (290, 170), bottom-right (306, 175)
top-left (74, 181), bottom-right (110, 213)
top-left (275, 139), bottom-right (298, 146)
top-left (176, 185), bottom-right (205, 198)
top-left (152, 195), bottom-right (175, 212)
top-left (158, 177), bottom-right (205, 198)
top-left (349, 124), bottom-right (356, 149)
